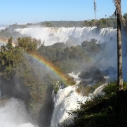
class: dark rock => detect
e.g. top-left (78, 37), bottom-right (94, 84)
top-left (92, 69), bottom-right (106, 82)
top-left (79, 81), bottom-right (88, 87)
top-left (38, 85), bottom-right (54, 127)
top-left (79, 71), bottom-right (91, 79)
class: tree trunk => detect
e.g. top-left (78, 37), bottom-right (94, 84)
top-left (117, 0), bottom-right (123, 91)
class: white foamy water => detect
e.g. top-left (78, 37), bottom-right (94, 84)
top-left (50, 85), bottom-right (91, 127)
top-left (15, 27), bottom-right (117, 46)
top-left (0, 41), bottom-right (6, 47)
top-left (50, 82), bottom-right (107, 127)
top-left (68, 72), bottom-right (81, 85)
top-left (50, 72), bottom-right (106, 127)
top-left (0, 98), bottom-right (37, 127)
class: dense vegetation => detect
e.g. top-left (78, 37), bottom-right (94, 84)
top-left (37, 39), bottom-right (99, 73)
top-left (28, 18), bottom-right (117, 28)
top-left (41, 13), bottom-right (127, 28)
top-left (1, 18), bottom-right (117, 29)
top-left (0, 37), bottom-right (56, 121)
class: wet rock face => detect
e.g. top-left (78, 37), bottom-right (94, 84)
top-left (0, 76), bottom-right (29, 104)
top-left (102, 66), bottom-right (116, 76)
top-left (79, 71), bottom-right (91, 79)
top-left (92, 69), bottom-right (105, 82)
top-left (79, 81), bottom-right (88, 87)
top-left (79, 67), bottom-right (106, 86)
top-left (38, 85), bottom-right (54, 127)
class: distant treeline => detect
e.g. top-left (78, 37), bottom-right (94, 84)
top-left (1, 13), bottom-right (127, 30)
top-left (38, 13), bottom-right (127, 28)
top-left (39, 18), bottom-right (117, 29)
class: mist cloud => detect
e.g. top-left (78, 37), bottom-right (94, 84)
top-left (0, 98), bottom-right (38, 127)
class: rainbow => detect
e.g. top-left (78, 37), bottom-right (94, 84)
top-left (0, 39), bottom-right (70, 85)
top-left (29, 52), bottom-right (70, 86)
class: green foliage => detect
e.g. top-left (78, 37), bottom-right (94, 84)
top-left (38, 39), bottom-right (98, 74)
top-left (84, 83), bottom-right (103, 95)
top-left (83, 18), bottom-right (117, 29)
top-left (103, 82), bottom-right (117, 97)
top-left (38, 17), bottom-right (117, 28)
top-left (7, 36), bottom-right (13, 47)
top-left (45, 21), bottom-right (54, 27)
top-left (0, 37), bottom-right (55, 119)
top-left (0, 42), bottom-right (23, 79)
top-left (123, 13), bottom-right (127, 26)
top-left (75, 81), bottom-right (104, 96)
top-left (123, 13), bottom-right (127, 21)
top-left (40, 21), bottom-right (84, 27)
top-left (17, 37), bottom-right (41, 52)
top-left (81, 39), bottom-right (99, 54)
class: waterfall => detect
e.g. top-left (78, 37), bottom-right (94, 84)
top-left (50, 77), bottom-right (107, 127)
top-left (1, 26), bottom-right (127, 127)
top-left (15, 27), bottom-right (117, 46)
top-left (50, 85), bottom-right (91, 127)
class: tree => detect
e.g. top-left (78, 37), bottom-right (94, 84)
top-left (112, 0), bottom-right (127, 91)
top-left (94, 0), bottom-right (97, 26)
top-left (123, 13), bottom-right (127, 20)
top-left (94, 0), bottom-right (124, 90)
top-left (113, 0), bottom-right (123, 91)
top-left (7, 37), bottom-right (13, 49)
top-left (17, 37), bottom-right (39, 52)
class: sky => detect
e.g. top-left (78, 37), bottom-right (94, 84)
top-left (0, 0), bottom-right (127, 25)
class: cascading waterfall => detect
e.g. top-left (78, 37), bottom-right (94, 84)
top-left (50, 85), bottom-right (91, 127)
top-left (1, 26), bottom-right (127, 127)
top-left (50, 72), bottom-right (107, 127)
top-left (15, 27), bottom-right (117, 46)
